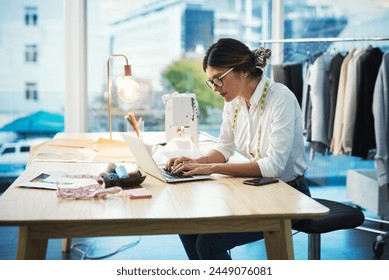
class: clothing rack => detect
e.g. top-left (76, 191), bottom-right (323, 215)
top-left (260, 36), bottom-right (389, 44)
top-left (263, 35), bottom-right (389, 258)
top-left (261, 36), bottom-right (389, 65)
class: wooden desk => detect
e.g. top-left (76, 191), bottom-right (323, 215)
top-left (0, 133), bottom-right (328, 260)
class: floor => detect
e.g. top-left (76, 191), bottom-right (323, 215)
top-left (1, 184), bottom-right (389, 260)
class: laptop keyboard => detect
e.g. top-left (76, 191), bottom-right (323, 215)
top-left (160, 168), bottom-right (193, 179)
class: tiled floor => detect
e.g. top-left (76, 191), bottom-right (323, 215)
top-left (1, 184), bottom-right (389, 260)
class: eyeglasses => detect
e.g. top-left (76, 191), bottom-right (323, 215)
top-left (206, 67), bottom-right (234, 89)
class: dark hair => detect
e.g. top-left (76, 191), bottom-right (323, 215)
top-left (202, 38), bottom-right (271, 79)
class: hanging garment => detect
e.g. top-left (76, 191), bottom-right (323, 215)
top-left (330, 48), bottom-right (356, 155)
top-left (302, 52), bottom-right (323, 136)
top-left (272, 62), bottom-right (303, 107)
top-left (308, 52), bottom-right (334, 155)
top-left (342, 47), bottom-right (370, 154)
top-left (301, 62), bottom-right (311, 131)
top-left (372, 51), bottom-right (389, 186)
top-left (351, 47), bottom-right (383, 158)
top-left (327, 52), bottom-right (346, 142)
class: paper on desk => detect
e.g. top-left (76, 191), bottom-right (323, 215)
top-left (31, 138), bottom-right (133, 162)
top-left (29, 136), bottom-right (137, 163)
top-left (33, 148), bottom-right (96, 162)
top-left (16, 171), bottom-right (98, 190)
top-left (30, 138), bottom-right (96, 162)
top-left (94, 138), bottom-right (128, 150)
top-left (48, 138), bottom-right (94, 148)
top-left (92, 138), bottom-right (134, 162)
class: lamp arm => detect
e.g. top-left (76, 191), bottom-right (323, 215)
top-left (106, 54), bottom-right (130, 140)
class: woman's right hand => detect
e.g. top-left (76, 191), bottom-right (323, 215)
top-left (165, 156), bottom-right (194, 172)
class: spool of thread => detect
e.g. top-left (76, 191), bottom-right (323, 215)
top-left (97, 172), bottom-right (108, 184)
top-left (98, 172), bottom-right (108, 180)
top-left (115, 165), bottom-right (129, 179)
top-left (105, 162), bottom-right (117, 173)
top-left (107, 172), bottom-right (119, 180)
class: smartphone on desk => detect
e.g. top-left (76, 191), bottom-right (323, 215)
top-left (243, 177), bottom-right (279, 186)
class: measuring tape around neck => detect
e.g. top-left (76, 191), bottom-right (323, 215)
top-left (232, 79), bottom-right (270, 159)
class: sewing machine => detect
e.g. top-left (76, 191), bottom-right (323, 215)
top-left (163, 92), bottom-right (199, 152)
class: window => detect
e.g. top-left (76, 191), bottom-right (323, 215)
top-left (24, 6), bottom-right (38, 26)
top-left (87, 0), bottom-right (263, 135)
top-left (20, 146), bottom-right (31, 153)
top-left (25, 82), bottom-right (38, 101)
top-left (282, 0), bottom-right (389, 62)
top-left (85, 0), bottom-right (388, 188)
top-left (0, 0), bottom-right (64, 181)
top-left (1, 147), bottom-right (15, 156)
top-left (0, 0), bottom-right (387, 187)
top-left (25, 44), bottom-right (38, 63)
top-left (279, 0), bottom-right (389, 183)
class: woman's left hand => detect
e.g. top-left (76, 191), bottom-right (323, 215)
top-left (171, 161), bottom-right (213, 176)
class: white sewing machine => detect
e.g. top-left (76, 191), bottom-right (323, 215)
top-left (163, 92), bottom-right (199, 150)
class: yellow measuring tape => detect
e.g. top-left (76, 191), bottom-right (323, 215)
top-left (232, 79), bottom-right (270, 159)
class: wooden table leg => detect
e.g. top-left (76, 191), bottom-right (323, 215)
top-left (62, 238), bottom-right (72, 252)
top-left (16, 226), bottom-right (48, 260)
top-left (264, 219), bottom-right (294, 260)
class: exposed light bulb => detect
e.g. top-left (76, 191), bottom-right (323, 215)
top-left (116, 76), bottom-right (140, 102)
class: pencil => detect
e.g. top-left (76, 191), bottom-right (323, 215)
top-left (129, 112), bottom-right (140, 137)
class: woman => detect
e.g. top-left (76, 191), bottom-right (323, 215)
top-left (165, 38), bottom-right (310, 260)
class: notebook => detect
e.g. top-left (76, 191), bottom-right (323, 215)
top-left (120, 132), bottom-right (212, 183)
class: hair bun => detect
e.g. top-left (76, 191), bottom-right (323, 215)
top-left (252, 47), bottom-right (271, 68)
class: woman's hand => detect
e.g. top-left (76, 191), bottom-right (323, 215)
top-left (165, 156), bottom-right (214, 176)
top-left (171, 161), bottom-right (213, 176)
top-left (165, 156), bottom-right (194, 172)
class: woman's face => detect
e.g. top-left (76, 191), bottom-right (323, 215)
top-left (205, 66), bottom-right (245, 102)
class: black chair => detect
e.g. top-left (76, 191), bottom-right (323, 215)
top-left (293, 198), bottom-right (365, 260)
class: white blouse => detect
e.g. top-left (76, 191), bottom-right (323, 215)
top-left (213, 76), bottom-right (307, 182)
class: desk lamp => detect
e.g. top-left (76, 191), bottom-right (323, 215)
top-left (106, 54), bottom-right (140, 140)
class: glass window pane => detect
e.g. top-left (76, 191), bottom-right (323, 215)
top-left (87, 0), bottom-right (264, 137)
top-left (283, 0), bottom-right (389, 61)
top-left (280, 0), bottom-right (389, 184)
top-left (0, 1), bottom-right (64, 185)
top-left (2, 147), bottom-right (16, 155)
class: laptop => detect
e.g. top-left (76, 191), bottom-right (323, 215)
top-left (120, 132), bottom-right (212, 183)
